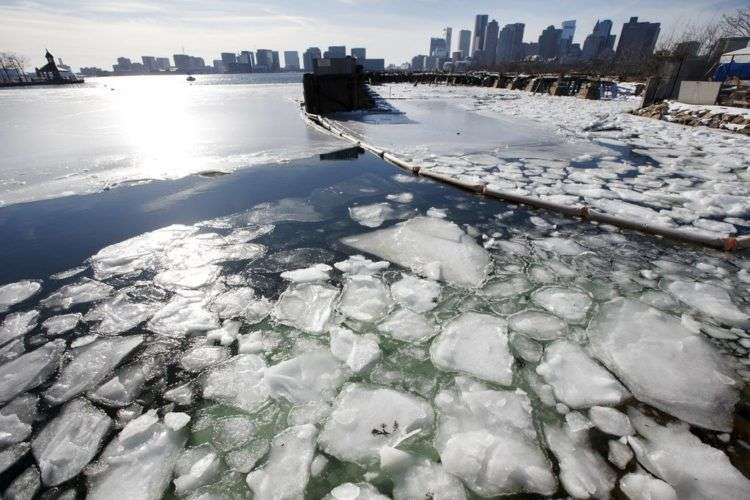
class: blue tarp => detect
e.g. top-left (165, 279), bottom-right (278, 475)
top-left (714, 61), bottom-right (750, 81)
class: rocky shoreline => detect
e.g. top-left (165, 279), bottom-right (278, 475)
top-left (633, 101), bottom-right (750, 135)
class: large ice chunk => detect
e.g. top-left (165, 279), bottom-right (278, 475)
top-left (265, 350), bottom-right (347, 404)
top-left (202, 354), bottom-right (269, 412)
top-left (41, 278), bottom-right (114, 310)
top-left (430, 312), bottom-right (513, 385)
top-left (619, 473), bottom-right (677, 500)
top-left (319, 383), bottom-right (434, 467)
top-left (531, 286), bottom-right (593, 323)
top-left (0, 280), bottom-right (41, 312)
top-left (390, 274), bottom-right (441, 313)
top-left (0, 340), bottom-right (65, 404)
top-left (42, 313), bottom-right (81, 337)
top-left (273, 283), bottom-right (339, 333)
top-left (333, 255), bottom-right (390, 276)
top-left (338, 276), bottom-right (393, 322)
top-left (536, 341), bottom-right (629, 408)
top-left (390, 456), bottom-right (467, 500)
top-left (544, 422), bottom-right (617, 499)
top-left (0, 310), bottom-right (39, 346)
top-left (349, 203), bottom-right (396, 228)
top-left (0, 394), bottom-right (38, 446)
top-left (508, 310), bottom-right (567, 341)
top-left (84, 295), bottom-right (158, 335)
top-left (45, 335), bottom-right (144, 405)
top-left (377, 308), bottom-right (437, 343)
top-left (154, 265), bottom-right (222, 291)
top-left (326, 482), bottom-right (389, 500)
top-left (32, 398), bottom-right (112, 486)
top-left (88, 363), bottom-right (147, 407)
top-left (280, 263), bottom-right (332, 283)
top-left (329, 326), bottom-right (381, 373)
top-left (589, 406), bottom-right (634, 436)
top-left (588, 298), bottom-right (739, 431)
top-left (86, 411), bottom-right (187, 500)
top-left (667, 280), bottom-right (749, 327)
top-left (147, 295), bottom-right (219, 337)
top-left (246, 424), bottom-right (317, 500)
top-left (434, 377), bottom-right (556, 497)
top-left (341, 217), bottom-right (490, 288)
top-left (627, 408), bottom-right (750, 499)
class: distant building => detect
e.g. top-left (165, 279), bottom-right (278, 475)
top-left (351, 48), bottom-right (366, 61)
top-left (362, 59), bottom-right (385, 71)
top-left (615, 17), bottom-right (660, 62)
top-left (582, 20), bottom-right (616, 61)
top-left (538, 25), bottom-right (562, 60)
top-left (141, 56), bottom-right (157, 72)
top-left (213, 59), bottom-right (223, 73)
top-left (255, 49), bottom-right (273, 72)
top-left (411, 54), bottom-right (426, 71)
top-left (79, 67), bottom-right (108, 77)
top-left (221, 52), bottom-right (237, 67)
top-left (424, 55), bottom-right (440, 70)
top-left (458, 29), bottom-right (472, 59)
top-left (472, 14), bottom-right (489, 56)
top-left (443, 27), bottom-right (452, 53)
top-left (303, 47), bottom-right (322, 72)
top-left (452, 51), bottom-right (462, 62)
top-left (560, 20), bottom-right (576, 55)
top-left (497, 23), bottom-right (525, 63)
top-left (284, 51), bottom-right (300, 70)
top-left (327, 46), bottom-right (346, 58)
top-left (156, 57), bottom-right (171, 71)
top-left (674, 41), bottom-right (700, 57)
top-left (482, 19), bottom-right (499, 66)
top-left (523, 42), bottom-right (539, 59)
top-left (429, 37), bottom-right (448, 58)
top-left (113, 57), bottom-right (132, 72)
top-left (271, 51), bottom-right (280, 72)
top-left (173, 54), bottom-right (205, 72)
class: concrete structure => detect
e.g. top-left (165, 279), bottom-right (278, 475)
top-left (458, 29), bottom-right (472, 59)
top-left (362, 59), bottom-right (385, 71)
top-left (430, 37), bottom-right (448, 58)
top-left (497, 23), bottom-right (525, 63)
top-left (538, 25), bottom-right (562, 60)
top-left (221, 52), bottom-right (237, 66)
top-left (141, 56), bottom-right (157, 72)
top-left (303, 47), bottom-right (322, 72)
top-left (327, 46), bottom-right (346, 58)
top-left (156, 57), bottom-right (170, 71)
top-left (615, 17), bottom-right (660, 62)
top-left (239, 51), bottom-right (254, 67)
top-left (678, 81), bottom-right (721, 105)
top-left (411, 55), bottom-right (426, 71)
top-left (472, 15), bottom-right (489, 56)
top-left (284, 51), bottom-right (300, 70)
top-left (582, 20), bottom-right (616, 61)
top-left (173, 54), bottom-right (205, 72)
top-left (255, 49), bottom-right (274, 72)
top-left (271, 51), bottom-right (280, 72)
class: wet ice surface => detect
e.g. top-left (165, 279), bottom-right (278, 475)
top-left (332, 83), bottom-right (750, 238)
top-left (0, 74), bottom-right (344, 207)
top-left (0, 143), bottom-right (749, 498)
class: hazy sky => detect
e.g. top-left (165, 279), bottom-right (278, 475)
top-left (0, 0), bottom-right (745, 70)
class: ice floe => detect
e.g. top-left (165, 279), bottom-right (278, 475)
top-left (329, 326), bottom-right (381, 373)
top-left (326, 482), bottom-right (389, 500)
top-left (333, 255), bottom-right (390, 276)
top-left (32, 398), bottom-right (112, 486)
top-left (619, 472), bottom-right (677, 500)
top-left (265, 350), bottom-right (347, 404)
top-left (280, 263), bottom-right (332, 283)
top-left (89, 363), bottom-right (147, 407)
top-left (273, 283), bottom-right (339, 333)
top-left (508, 310), bottom-right (567, 341)
top-left (377, 308), bottom-right (437, 343)
top-left (531, 286), bottom-right (593, 323)
top-left (202, 354), bottom-right (268, 412)
top-left (0, 340), bottom-right (65, 404)
top-left (0, 310), bottom-right (39, 346)
top-left (0, 280), bottom-right (41, 312)
top-left (42, 313), bottom-right (81, 336)
top-left (349, 203), bottom-right (396, 228)
top-left (342, 217), bottom-right (490, 288)
top-left (339, 275), bottom-right (393, 322)
top-left (588, 298), bottom-right (739, 431)
top-left (589, 406), bottom-right (634, 436)
top-left (0, 394), bottom-right (38, 447)
top-left (147, 295), bottom-right (219, 337)
top-left (536, 340), bottom-right (629, 408)
top-left (390, 274), bottom-right (441, 313)
top-left (430, 312), bottom-right (514, 385)
top-left (41, 278), bottom-right (113, 310)
top-left (667, 280), bottom-right (749, 327)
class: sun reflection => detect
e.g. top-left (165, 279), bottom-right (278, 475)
top-left (111, 76), bottom-right (202, 179)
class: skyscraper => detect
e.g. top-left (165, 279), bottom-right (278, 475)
top-left (458, 29), bottom-right (472, 59)
top-left (239, 51), bottom-right (255, 67)
top-left (156, 57), bottom-right (170, 71)
top-left (429, 37), bottom-right (449, 58)
top-left (351, 48), bottom-right (366, 61)
top-left (538, 25), bottom-right (562, 60)
top-left (284, 51), bottom-right (300, 70)
top-left (472, 15), bottom-right (489, 55)
top-left (328, 46), bottom-right (346, 58)
top-left (411, 55), bottom-right (426, 71)
top-left (221, 52), bottom-right (237, 66)
top-left (615, 17), bottom-right (660, 62)
top-left (483, 19), bottom-right (499, 66)
top-left (443, 27), bottom-right (452, 54)
top-left (303, 47), bottom-right (322, 71)
top-left (255, 49), bottom-right (273, 71)
top-left (582, 20), bottom-right (616, 61)
top-left (497, 23), bottom-right (525, 63)
top-left (560, 20), bottom-right (576, 55)
top-left (271, 51), bottom-right (280, 72)
top-left (141, 56), bottom-right (157, 72)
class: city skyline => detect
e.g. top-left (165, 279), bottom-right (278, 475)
top-left (1, 0), bottom-right (746, 70)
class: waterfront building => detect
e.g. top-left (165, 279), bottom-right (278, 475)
top-left (424, 55), bottom-right (440, 70)
top-left (328, 46), bottom-right (346, 58)
top-left (213, 59), bottom-right (223, 73)
top-left (113, 57), bottom-right (132, 72)
top-left (452, 51), bottom-right (462, 62)
top-left (284, 51), bottom-right (300, 70)
top-left (362, 59), bottom-right (385, 71)
top-left (443, 27), bottom-right (452, 53)
top-left (351, 48), bottom-right (366, 61)
top-left (238, 51), bottom-right (254, 68)
top-left (483, 19), bottom-right (499, 66)
top-left (173, 54), bottom-right (205, 72)
top-left (582, 20), bottom-right (616, 61)
top-left (615, 17), bottom-right (661, 62)
top-left (429, 37), bottom-right (448, 58)
top-left (156, 57), bottom-right (170, 71)
top-left (472, 14), bottom-right (489, 56)
top-left (255, 49), bottom-right (273, 72)
top-left (221, 52), bottom-right (237, 66)
top-left (538, 25), bottom-right (562, 60)
top-left (271, 51), bottom-right (281, 72)
top-left (560, 20), bottom-right (576, 55)
top-left (141, 56), bottom-right (157, 72)
top-left (303, 47), bottom-right (322, 72)
top-left (411, 54), bottom-right (426, 71)
top-left (458, 29), bottom-right (471, 59)
top-left (496, 23), bottom-right (525, 63)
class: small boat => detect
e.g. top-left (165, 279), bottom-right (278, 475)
top-left (186, 75), bottom-right (195, 82)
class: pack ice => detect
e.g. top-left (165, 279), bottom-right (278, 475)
top-left (319, 383), bottom-right (434, 467)
top-left (264, 350), bottom-right (347, 404)
top-left (430, 312), bottom-right (514, 385)
top-left (0, 340), bottom-right (65, 404)
top-left (86, 411), bottom-right (187, 500)
top-left (588, 299), bottom-right (739, 431)
top-left (202, 354), bottom-right (269, 412)
top-left (0, 280), bottom-right (41, 312)
top-left (434, 377), bottom-right (557, 496)
top-left (341, 217), bottom-right (490, 288)
top-left (667, 280), bottom-right (749, 327)
top-left (273, 283), bottom-right (339, 333)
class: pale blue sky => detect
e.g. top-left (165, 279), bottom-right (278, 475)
top-left (0, 0), bottom-right (745, 70)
